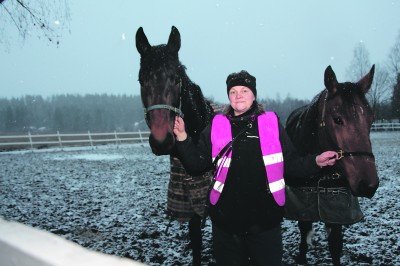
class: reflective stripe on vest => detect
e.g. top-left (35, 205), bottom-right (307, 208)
top-left (258, 113), bottom-right (285, 206)
top-left (210, 115), bottom-right (232, 205)
top-left (210, 113), bottom-right (285, 206)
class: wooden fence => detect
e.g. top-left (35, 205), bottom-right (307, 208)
top-left (0, 131), bottom-right (150, 151)
top-left (0, 122), bottom-right (399, 152)
top-left (370, 122), bottom-right (400, 131)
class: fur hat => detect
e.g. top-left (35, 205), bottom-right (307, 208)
top-left (226, 70), bottom-right (257, 97)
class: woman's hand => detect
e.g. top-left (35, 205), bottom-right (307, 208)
top-left (316, 151), bottom-right (339, 167)
top-left (173, 116), bottom-right (188, 141)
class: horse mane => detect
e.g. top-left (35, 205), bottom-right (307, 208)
top-left (285, 91), bottom-right (324, 155)
top-left (176, 64), bottom-right (214, 143)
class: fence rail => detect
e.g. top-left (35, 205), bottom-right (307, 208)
top-left (371, 122), bottom-right (400, 131)
top-left (0, 122), bottom-right (399, 151)
top-left (0, 131), bottom-right (150, 151)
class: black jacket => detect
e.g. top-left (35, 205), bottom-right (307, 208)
top-left (175, 107), bottom-right (321, 235)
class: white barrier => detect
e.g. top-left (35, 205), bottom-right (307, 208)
top-left (371, 122), bottom-right (400, 131)
top-left (0, 131), bottom-right (151, 150)
top-left (0, 123), bottom-right (399, 151)
top-left (0, 218), bottom-right (146, 266)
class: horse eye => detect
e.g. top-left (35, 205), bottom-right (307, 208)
top-left (333, 117), bottom-right (343, 125)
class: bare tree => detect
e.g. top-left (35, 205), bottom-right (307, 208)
top-left (368, 64), bottom-right (391, 119)
top-left (392, 73), bottom-right (400, 119)
top-left (0, 0), bottom-right (70, 47)
top-left (385, 29), bottom-right (400, 120)
top-left (346, 42), bottom-right (371, 81)
top-left (387, 29), bottom-right (400, 78)
top-left (346, 42), bottom-right (391, 119)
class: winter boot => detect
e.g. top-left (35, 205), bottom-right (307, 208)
top-left (326, 223), bottom-right (343, 266)
top-left (295, 221), bottom-right (313, 264)
top-left (189, 214), bottom-right (202, 266)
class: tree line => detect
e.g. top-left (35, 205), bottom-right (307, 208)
top-left (1, 85), bottom-right (399, 134)
top-left (0, 93), bottom-right (309, 133)
top-left (1, 61), bottom-right (398, 134)
top-left (0, 94), bottom-right (146, 133)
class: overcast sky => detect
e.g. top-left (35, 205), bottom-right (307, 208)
top-left (1, 0), bottom-right (400, 103)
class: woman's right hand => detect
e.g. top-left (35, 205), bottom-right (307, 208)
top-left (173, 116), bottom-right (188, 141)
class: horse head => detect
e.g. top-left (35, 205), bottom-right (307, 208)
top-left (136, 26), bottom-right (184, 155)
top-left (318, 65), bottom-right (379, 198)
top-left (136, 26), bottom-right (214, 156)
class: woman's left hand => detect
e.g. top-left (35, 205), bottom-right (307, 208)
top-left (173, 116), bottom-right (188, 141)
top-left (316, 151), bottom-right (339, 167)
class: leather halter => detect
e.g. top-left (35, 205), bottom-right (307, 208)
top-left (318, 90), bottom-right (375, 161)
top-left (143, 79), bottom-right (184, 126)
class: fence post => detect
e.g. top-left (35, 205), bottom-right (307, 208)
top-left (114, 131), bottom-right (118, 145)
top-left (57, 131), bottom-right (62, 147)
top-left (28, 131), bottom-right (33, 149)
top-left (139, 130), bottom-right (143, 143)
top-left (88, 131), bottom-right (93, 147)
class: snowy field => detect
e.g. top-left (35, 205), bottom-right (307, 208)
top-left (0, 131), bottom-right (399, 266)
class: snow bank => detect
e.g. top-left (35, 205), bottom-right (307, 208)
top-left (0, 218), bottom-right (146, 266)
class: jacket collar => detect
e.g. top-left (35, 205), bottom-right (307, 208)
top-left (227, 102), bottom-right (258, 123)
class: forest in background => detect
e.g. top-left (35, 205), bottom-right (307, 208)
top-left (0, 94), bottom-right (145, 133)
top-left (0, 94), bottom-right (312, 133)
top-left (0, 90), bottom-right (396, 134)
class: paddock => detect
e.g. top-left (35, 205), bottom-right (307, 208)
top-left (0, 132), bottom-right (399, 265)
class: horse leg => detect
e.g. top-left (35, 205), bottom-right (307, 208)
top-left (188, 214), bottom-right (202, 266)
top-left (295, 221), bottom-right (313, 264)
top-left (325, 223), bottom-right (343, 266)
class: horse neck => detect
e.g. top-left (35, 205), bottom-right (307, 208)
top-left (180, 77), bottom-right (214, 141)
top-left (296, 92), bottom-right (324, 154)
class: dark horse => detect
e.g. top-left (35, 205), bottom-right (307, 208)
top-left (136, 26), bottom-right (214, 265)
top-left (284, 65), bottom-right (379, 265)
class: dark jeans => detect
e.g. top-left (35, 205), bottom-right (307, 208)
top-left (212, 223), bottom-right (283, 266)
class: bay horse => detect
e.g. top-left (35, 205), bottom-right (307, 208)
top-left (284, 65), bottom-right (379, 265)
top-left (136, 26), bottom-right (215, 265)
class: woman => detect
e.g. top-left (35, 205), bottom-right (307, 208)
top-left (173, 70), bottom-right (338, 266)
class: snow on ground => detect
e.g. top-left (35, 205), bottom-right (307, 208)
top-left (0, 132), bottom-right (399, 266)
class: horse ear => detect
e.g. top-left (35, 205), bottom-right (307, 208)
top-left (324, 65), bottom-right (338, 94)
top-left (167, 26), bottom-right (181, 54)
top-left (136, 27), bottom-right (151, 56)
top-left (357, 64), bottom-right (375, 93)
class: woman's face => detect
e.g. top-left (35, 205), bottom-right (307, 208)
top-left (228, 86), bottom-right (256, 116)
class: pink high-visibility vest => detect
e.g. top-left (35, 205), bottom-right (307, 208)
top-left (210, 113), bottom-right (285, 206)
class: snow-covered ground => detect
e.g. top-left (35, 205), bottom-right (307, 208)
top-left (0, 131), bottom-right (399, 266)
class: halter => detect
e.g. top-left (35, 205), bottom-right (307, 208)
top-left (318, 90), bottom-right (375, 161)
top-left (143, 79), bottom-right (184, 126)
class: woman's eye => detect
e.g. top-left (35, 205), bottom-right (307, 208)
top-left (334, 117), bottom-right (343, 125)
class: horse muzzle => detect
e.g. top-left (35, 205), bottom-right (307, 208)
top-left (149, 133), bottom-right (175, 156)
